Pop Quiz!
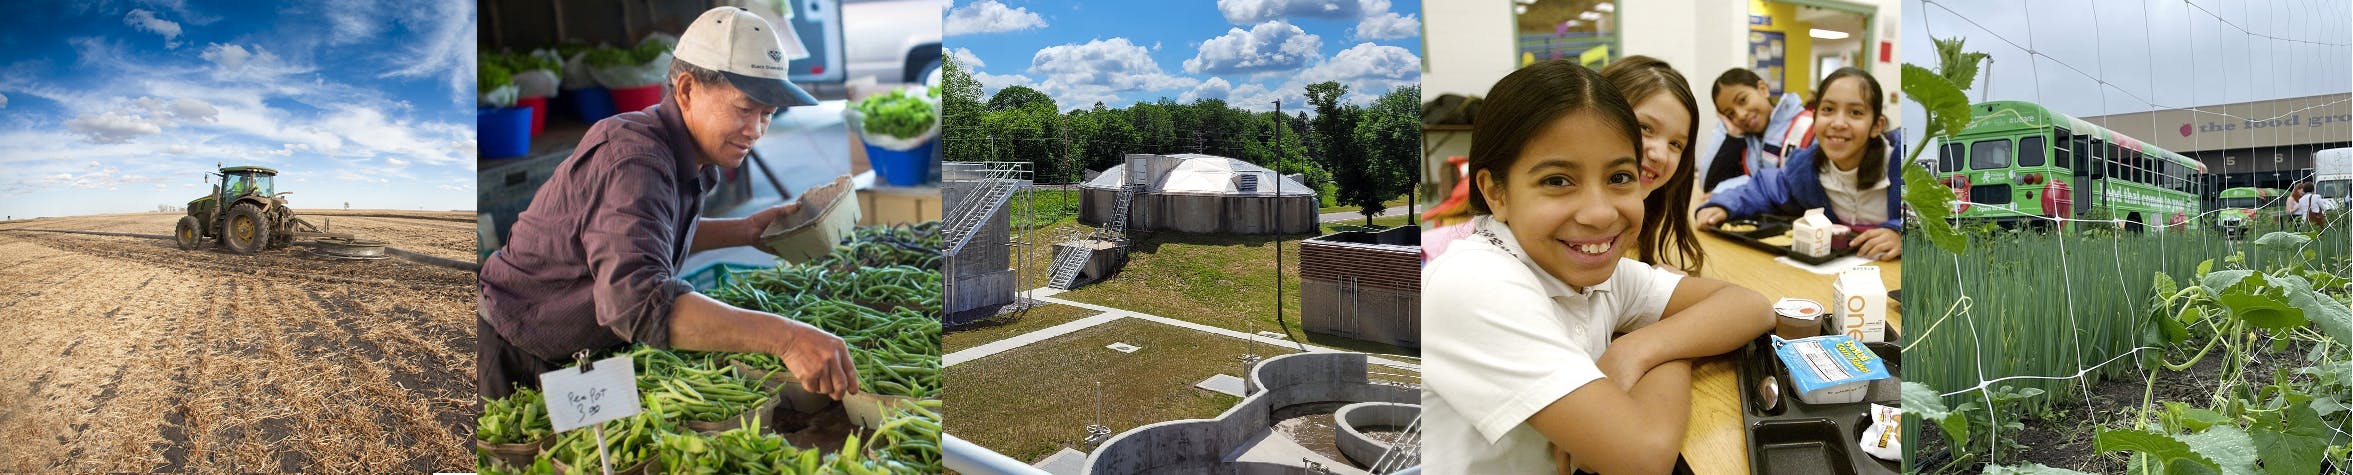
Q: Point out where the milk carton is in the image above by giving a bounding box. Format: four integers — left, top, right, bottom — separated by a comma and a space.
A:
1791, 208, 1835, 258
1833, 266, 1887, 342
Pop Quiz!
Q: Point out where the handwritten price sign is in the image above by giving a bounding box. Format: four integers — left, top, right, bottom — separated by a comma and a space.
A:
538, 356, 643, 433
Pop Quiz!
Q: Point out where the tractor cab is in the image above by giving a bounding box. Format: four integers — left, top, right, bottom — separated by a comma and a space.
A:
216, 166, 278, 200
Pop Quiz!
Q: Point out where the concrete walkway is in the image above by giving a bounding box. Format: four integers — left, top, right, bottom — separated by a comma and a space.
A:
942, 287, 1420, 370
1318, 205, 1409, 224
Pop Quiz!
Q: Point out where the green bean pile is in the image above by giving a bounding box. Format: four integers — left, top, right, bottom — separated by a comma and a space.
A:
861, 399, 943, 473
705, 222, 943, 399
643, 367, 772, 424
545, 412, 660, 474
477, 386, 555, 445
655, 424, 826, 475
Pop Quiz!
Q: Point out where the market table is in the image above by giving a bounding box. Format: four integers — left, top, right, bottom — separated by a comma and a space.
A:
1678, 231, 1905, 475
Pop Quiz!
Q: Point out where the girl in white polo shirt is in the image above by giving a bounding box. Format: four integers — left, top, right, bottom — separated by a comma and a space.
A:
1422, 60, 1776, 474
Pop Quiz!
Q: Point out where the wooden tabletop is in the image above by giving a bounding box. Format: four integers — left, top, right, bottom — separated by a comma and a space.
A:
1678, 232, 1904, 475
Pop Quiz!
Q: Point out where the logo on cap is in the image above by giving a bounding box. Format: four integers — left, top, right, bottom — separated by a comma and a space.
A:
769, 50, 782, 62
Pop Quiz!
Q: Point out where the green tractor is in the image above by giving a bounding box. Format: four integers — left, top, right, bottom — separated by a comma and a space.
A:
174, 165, 388, 259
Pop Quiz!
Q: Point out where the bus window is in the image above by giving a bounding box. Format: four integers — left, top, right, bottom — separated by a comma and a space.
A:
1939, 142, 1965, 173
2019, 136, 2046, 167
1971, 139, 2012, 170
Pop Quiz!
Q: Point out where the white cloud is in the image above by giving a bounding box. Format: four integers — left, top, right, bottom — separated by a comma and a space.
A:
65, 111, 165, 144
386, 157, 408, 167
1353, 11, 1418, 40
199, 43, 311, 81
950, 47, 986, 69
166, 144, 191, 154
1300, 42, 1420, 102
973, 71, 1033, 97
123, 9, 183, 48
373, 0, 475, 105
436, 184, 467, 191
946, 0, 1047, 36
0, 92, 8, 109
1216, 0, 1364, 24
1181, 77, 1235, 102
1184, 21, 1323, 75
168, 97, 219, 123
1028, 38, 1197, 105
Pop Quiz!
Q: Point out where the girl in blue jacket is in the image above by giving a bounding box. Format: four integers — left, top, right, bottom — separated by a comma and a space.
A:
1696, 67, 1904, 261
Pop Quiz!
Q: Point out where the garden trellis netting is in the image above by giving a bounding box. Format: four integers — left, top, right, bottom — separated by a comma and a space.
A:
1902, 0, 2352, 473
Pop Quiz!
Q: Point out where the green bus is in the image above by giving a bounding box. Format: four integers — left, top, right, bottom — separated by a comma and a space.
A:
2212, 187, 2286, 238
1929, 101, 2207, 232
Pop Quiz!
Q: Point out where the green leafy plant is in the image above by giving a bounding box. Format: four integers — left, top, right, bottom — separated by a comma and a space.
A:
852, 89, 940, 141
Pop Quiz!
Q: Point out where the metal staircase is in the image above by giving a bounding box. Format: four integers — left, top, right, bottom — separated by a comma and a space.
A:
940, 162, 1028, 256
1047, 181, 1142, 290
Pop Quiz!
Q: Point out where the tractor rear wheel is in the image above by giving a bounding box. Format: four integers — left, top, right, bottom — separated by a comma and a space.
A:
174, 216, 203, 250
223, 203, 271, 254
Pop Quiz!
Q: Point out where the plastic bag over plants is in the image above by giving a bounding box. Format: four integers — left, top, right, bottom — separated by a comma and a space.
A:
1771, 334, 1890, 405
479, 61, 519, 108
511, 50, 563, 98
845, 87, 940, 151
586, 44, 673, 90
559, 46, 597, 90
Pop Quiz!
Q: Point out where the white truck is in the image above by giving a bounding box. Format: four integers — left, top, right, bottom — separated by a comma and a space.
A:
2318, 147, 2351, 210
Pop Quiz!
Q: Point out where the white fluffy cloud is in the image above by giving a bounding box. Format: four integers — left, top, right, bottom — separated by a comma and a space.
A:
65, 112, 164, 144
950, 47, 986, 69
946, 0, 1047, 36
1183, 21, 1323, 75
1181, 77, 1235, 102
1216, 0, 1364, 23
124, 9, 183, 48
0, 92, 8, 109
1301, 42, 1420, 97
1353, 11, 1418, 40
1028, 38, 1197, 105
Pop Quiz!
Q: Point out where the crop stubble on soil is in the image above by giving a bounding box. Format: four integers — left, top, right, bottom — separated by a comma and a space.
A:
0, 213, 476, 472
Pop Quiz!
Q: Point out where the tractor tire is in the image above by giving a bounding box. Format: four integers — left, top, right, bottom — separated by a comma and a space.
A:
223, 203, 271, 255
174, 216, 203, 250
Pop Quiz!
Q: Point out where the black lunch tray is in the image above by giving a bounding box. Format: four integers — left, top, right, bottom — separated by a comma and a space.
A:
1705, 216, 1858, 266
1734, 324, 1904, 475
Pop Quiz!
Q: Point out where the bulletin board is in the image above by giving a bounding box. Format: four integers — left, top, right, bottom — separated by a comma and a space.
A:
1749, 30, 1786, 96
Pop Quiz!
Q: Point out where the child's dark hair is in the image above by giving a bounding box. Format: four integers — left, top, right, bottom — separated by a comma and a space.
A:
1602, 56, 1704, 275
1810, 67, 1887, 189
1709, 68, 1766, 100
1467, 60, 1642, 216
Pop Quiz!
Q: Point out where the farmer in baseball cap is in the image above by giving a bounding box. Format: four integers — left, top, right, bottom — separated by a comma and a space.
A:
477, 6, 856, 401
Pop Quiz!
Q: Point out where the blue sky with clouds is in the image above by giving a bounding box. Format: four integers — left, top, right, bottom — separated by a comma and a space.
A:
0, 0, 475, 218
944, 0, 1422, 113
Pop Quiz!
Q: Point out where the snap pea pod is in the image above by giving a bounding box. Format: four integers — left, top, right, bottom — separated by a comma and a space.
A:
477, 385, 554, 445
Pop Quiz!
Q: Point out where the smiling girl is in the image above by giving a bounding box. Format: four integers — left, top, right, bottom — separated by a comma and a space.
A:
1695, 67, 1906, 261
1422, 60, 1774, 474
1600, 56, 1704, 275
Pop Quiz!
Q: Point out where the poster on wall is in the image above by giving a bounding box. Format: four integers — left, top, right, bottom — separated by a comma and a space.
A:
1750, 30, 1786, 96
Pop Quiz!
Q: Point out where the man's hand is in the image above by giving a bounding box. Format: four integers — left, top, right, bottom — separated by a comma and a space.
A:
771, 318, 861, 399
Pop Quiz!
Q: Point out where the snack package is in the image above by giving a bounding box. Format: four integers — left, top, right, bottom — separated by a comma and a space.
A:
1772, 335, 1891, 405
1859, 403, 1902, 461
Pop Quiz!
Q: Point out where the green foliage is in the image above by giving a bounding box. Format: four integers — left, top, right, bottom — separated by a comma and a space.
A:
583, 47, 636, 69
1934, 36, 1992, 92
1903, 162, 1968, 253
854, 89, 940, 141
479, 60, 514, 92
985, 85, 1056, 113
1349, 85, 1421, 223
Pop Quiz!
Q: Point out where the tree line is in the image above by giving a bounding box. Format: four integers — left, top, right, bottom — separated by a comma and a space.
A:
939, 55, 1419, 222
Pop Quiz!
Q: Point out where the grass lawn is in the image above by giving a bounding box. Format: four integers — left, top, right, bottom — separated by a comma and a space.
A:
1319, 194, 1413, 214
944, 318, 1299, 463
943, 303, 1102, 354
989, 184, 1418, 357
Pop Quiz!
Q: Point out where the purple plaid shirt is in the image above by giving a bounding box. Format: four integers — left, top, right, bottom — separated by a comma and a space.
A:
478, 96, 712, 362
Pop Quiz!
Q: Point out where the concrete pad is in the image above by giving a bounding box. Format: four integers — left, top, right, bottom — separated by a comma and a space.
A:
1034, 448, 1090, 475
1106, 342, 1140, 353
1195, 374, 1247, 397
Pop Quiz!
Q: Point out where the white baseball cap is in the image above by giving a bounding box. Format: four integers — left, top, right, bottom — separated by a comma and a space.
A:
672, 6, 817, 108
